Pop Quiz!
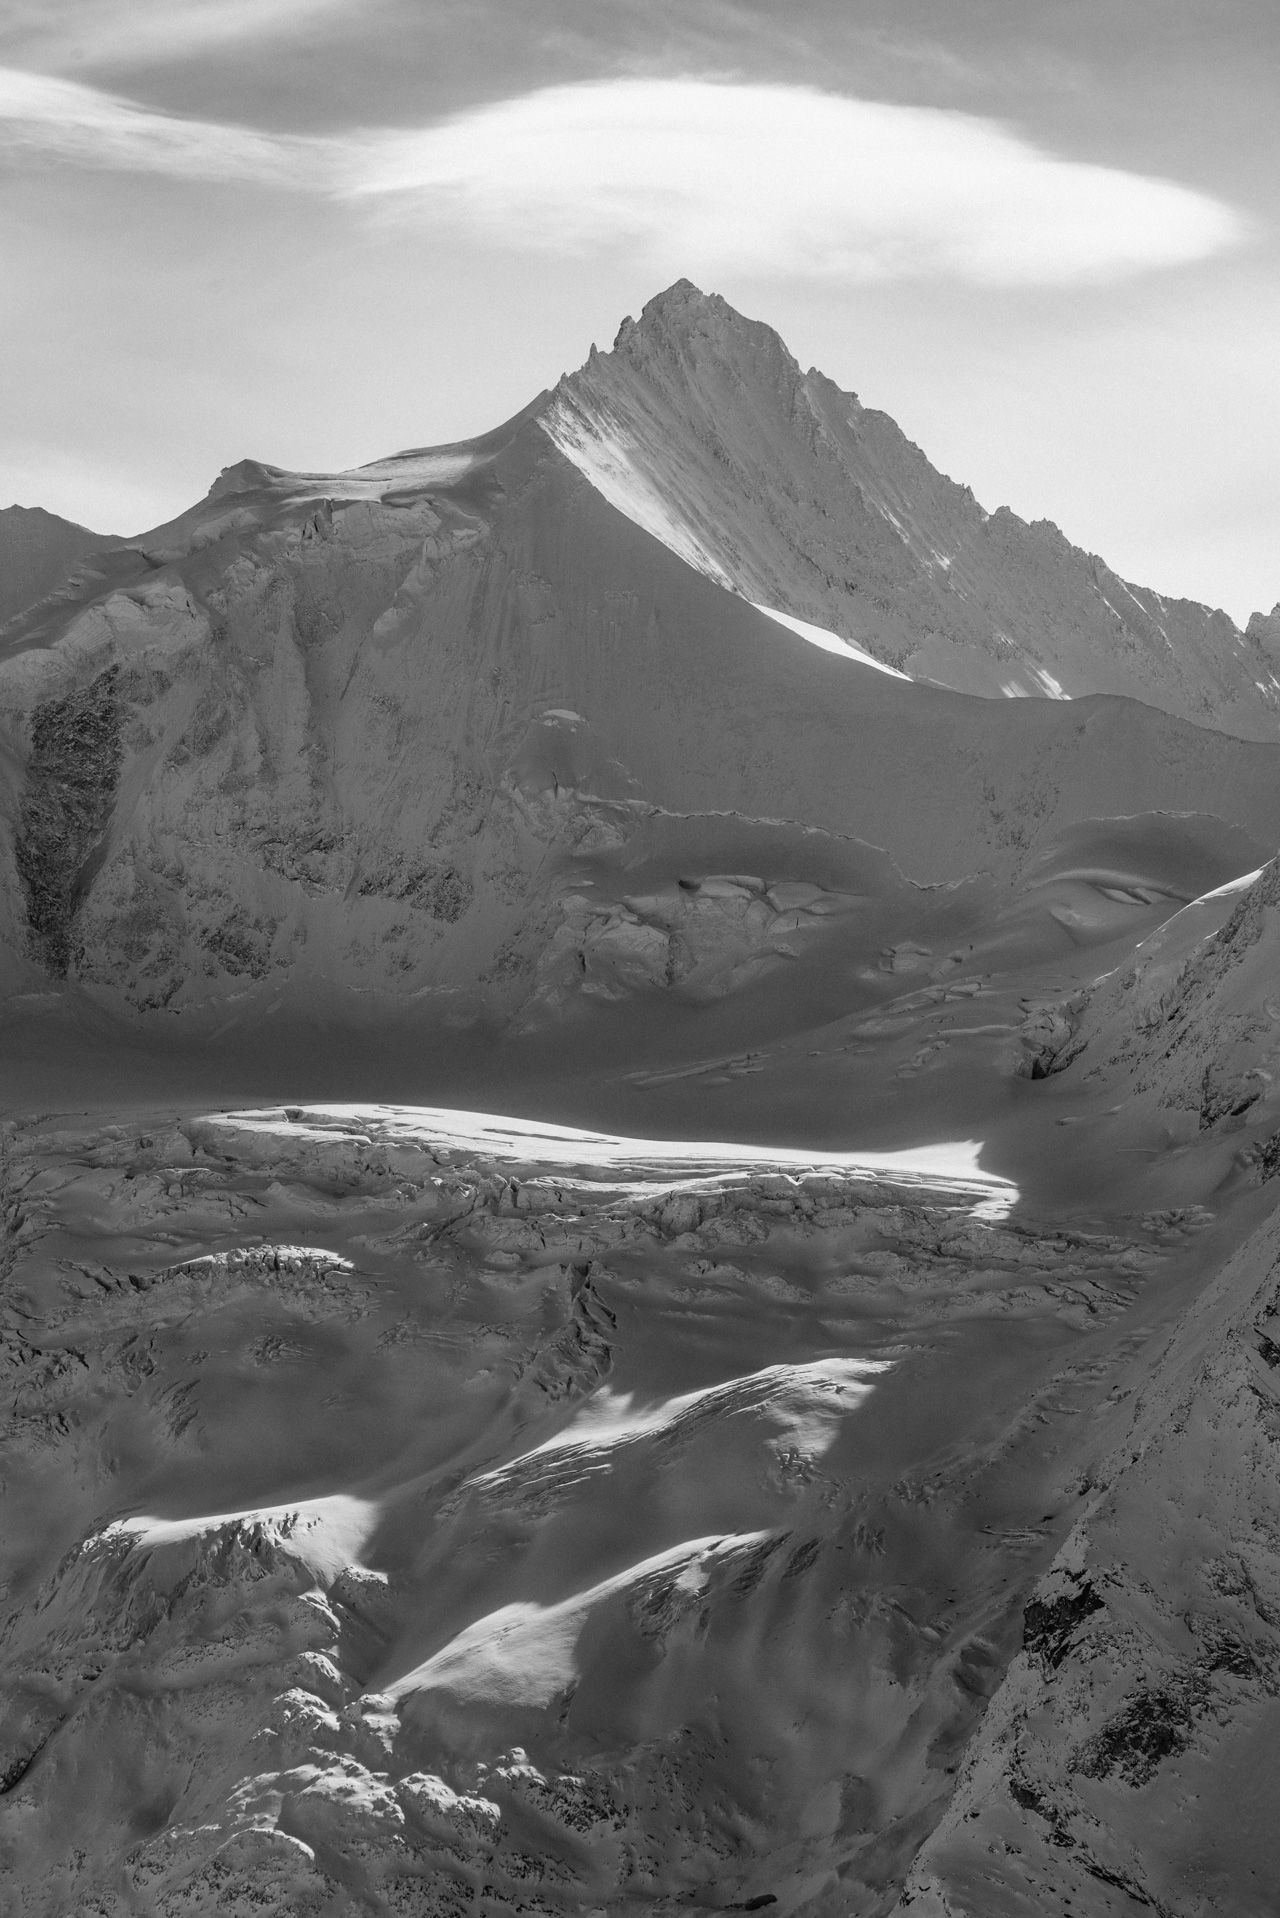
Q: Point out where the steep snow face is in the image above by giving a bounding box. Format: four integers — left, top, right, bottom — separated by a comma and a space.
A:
544, 280, 1280, 736
529, 392, 736, 586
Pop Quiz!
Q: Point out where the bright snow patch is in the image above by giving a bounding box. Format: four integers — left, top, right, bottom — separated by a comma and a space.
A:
107, 1493, 379, 1581
1028, 665, 1071, 700
386, 1532, 772, 1709
750, 604, 911, 679
270, 448, 479, 504
203, 1104, 1018, 1218
474, 1357, 889, 1486
1196, 865, 1268, 902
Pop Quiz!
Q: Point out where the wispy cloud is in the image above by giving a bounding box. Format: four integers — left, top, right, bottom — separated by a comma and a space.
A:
0, 70, 1248, 286
0, 1, 354, 72
0, 66, 323, 181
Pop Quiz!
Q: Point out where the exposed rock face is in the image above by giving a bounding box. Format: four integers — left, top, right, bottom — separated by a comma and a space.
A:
899, 1194, 1280, 1916
1246, 601, 1280, 671
546, 281, 1280, 733
15, 666, 123, 975
0, 503, 116, 626
528, 862, 870, 1018
1058, 854, 1280, 1144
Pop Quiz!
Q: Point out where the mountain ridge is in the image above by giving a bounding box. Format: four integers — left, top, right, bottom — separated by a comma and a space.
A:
8, 281, 1276, 739
3, 388, 1280, 1036
545, 279, 1280, 734
0, 502, 120, 628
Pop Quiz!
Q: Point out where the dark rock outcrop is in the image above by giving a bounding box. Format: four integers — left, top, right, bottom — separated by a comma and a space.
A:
14, 667, 122, 974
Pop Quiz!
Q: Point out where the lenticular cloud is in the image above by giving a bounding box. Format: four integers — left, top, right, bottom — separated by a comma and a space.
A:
347, 78, 1245, 287
0, 67, 1244, 286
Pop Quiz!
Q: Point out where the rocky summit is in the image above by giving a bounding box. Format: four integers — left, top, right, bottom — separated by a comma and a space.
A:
2, 285, 1280, 1918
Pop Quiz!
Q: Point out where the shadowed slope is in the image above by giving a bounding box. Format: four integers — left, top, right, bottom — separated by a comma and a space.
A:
0, 504, 118, 627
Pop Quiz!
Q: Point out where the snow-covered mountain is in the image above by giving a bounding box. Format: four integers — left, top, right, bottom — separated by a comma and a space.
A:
548, 281, 1280, 732
2, 307, 1280, 1032
3, 285, 1280, 1918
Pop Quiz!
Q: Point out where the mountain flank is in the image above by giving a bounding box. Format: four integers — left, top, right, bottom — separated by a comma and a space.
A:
0, 503, 118, 627
2, 381, 1280, 1031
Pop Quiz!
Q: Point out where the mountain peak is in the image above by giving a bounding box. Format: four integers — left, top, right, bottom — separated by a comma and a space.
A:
1, 501, 103, 537
1246, 602, 1280, 666
544, 284, 1280, 737
610, 279, 803, 385
642, 275, 706, 309
613, 277, 713, 342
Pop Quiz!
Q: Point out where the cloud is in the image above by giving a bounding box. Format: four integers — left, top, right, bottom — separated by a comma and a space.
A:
0, 65, 322, 181
0, 69, 1247, 286
0, 1, 354, 72
345, 79, 1248, 287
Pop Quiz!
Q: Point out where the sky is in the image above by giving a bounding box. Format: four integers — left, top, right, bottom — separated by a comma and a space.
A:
1, 0, 1277, 621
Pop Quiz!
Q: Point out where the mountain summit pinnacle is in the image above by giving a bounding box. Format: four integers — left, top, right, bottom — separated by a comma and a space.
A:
610, 279, 805, 387
615, 277, 718, 340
